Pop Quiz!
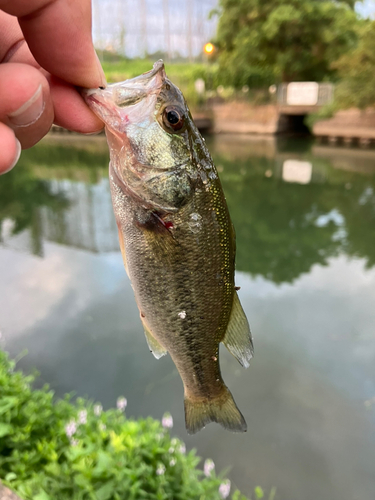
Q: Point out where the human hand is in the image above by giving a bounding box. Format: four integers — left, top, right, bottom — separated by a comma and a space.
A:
0, 0, 106, 175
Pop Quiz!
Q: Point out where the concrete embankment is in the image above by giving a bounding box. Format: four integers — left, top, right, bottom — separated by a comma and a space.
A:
50, 102, 375, 141
313, 108, 375, 145
211, 102, 375, 141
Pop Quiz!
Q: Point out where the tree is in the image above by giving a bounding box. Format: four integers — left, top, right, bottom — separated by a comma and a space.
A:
214, 0, 361, 86
333, 21, 375, 109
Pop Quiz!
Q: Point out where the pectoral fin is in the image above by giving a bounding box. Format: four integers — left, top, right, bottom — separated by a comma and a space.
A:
223, 292, 254, 368
140, 315, 167, 359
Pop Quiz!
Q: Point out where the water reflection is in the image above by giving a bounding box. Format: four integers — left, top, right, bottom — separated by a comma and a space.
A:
3, 135, 375, 285
1, 135, 375, 500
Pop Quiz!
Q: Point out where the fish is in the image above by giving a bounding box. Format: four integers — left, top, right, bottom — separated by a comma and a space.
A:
83, 60, 254, 434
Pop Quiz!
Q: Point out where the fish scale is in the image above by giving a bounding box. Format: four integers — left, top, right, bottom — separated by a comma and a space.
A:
84, 60, 254, 434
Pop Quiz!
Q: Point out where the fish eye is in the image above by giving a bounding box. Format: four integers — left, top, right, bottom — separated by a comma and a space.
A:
162, 105, 185, 132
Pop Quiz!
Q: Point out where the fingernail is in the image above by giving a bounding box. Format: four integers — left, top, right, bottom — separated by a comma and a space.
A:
1, 138, 21, 175
8, 85, 45, 127
95, 52, 107, 88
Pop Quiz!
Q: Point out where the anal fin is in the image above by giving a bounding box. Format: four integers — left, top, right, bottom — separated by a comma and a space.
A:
140, 315, 167, 359
223, 291, 254, 368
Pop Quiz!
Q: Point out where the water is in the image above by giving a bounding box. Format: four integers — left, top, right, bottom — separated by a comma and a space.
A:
1, 134, 375, 500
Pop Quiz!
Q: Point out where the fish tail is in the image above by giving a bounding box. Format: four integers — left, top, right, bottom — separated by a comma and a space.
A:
184, 387, 247, 435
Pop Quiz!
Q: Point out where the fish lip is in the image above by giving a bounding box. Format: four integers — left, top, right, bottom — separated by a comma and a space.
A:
82, 59, 166, 115
122, 59, 166, 87
82, 59, 166, 99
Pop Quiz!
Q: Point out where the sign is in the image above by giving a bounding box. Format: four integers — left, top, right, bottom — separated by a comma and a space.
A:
286, 82, 319, 106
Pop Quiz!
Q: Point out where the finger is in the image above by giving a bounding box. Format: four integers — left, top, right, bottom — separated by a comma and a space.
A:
0, 12, 103, 134
0, 10, 38, 67
0, 0, 106, 89
0, 62, 54, 149
48, 75, 104, 133
0, 123, 21, 175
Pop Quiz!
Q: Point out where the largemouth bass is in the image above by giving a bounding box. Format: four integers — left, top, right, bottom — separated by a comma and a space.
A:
83, 61, 253, 434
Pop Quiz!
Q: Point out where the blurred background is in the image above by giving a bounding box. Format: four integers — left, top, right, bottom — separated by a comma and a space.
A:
2, 1, 375, 500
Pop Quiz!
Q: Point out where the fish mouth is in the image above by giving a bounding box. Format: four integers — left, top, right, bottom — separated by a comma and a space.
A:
82, 60, 166, 118
81, 60, 167, 132
122, 59, 166, 87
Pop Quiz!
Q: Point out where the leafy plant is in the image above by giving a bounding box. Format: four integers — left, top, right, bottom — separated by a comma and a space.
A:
213, 0, 360, 84
0, 350, 258, 499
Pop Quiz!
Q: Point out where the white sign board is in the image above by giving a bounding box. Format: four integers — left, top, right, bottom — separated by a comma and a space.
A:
286, 82, 319, 106
283, 160, 312, 184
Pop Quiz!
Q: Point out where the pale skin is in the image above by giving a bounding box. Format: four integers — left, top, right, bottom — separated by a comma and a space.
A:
0, 0, 106, 175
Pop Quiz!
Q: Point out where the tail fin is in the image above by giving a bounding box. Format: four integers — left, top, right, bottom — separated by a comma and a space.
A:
184, 387, 247, 435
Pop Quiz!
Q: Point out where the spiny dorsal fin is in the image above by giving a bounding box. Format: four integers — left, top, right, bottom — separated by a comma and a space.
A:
140, 315, 167, 359
223, 291, 254, 368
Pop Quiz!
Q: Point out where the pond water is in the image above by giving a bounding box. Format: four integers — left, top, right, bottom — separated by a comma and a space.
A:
1, 134, 375, 500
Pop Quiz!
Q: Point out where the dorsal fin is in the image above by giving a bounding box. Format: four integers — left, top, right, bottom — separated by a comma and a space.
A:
223, 292, 253, 368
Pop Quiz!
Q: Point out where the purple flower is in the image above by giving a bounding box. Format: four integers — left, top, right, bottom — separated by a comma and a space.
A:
162, 412, 173, 429
70, 438, 79, 446
65, 420, 77, 438
94, 404, 102, 416
204, 458, 215, 477
78, 410, 87, 425
178, 443, 186, 454
117, 397, 127, 411
219, 480, 231, 499
156, 464, 166, 476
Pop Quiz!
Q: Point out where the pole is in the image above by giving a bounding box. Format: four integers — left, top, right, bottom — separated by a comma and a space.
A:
186, 0, 193, 62
163, 0, 172, 61
140, 0, 147, 58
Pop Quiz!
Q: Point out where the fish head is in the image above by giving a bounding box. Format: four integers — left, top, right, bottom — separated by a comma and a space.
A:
83, 60, 192, 170
83, 60, 202, 210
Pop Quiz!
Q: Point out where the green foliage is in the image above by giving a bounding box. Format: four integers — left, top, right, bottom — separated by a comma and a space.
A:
333, 20, 375, 109
214, 0, 360, 84
0, 350, 250, 500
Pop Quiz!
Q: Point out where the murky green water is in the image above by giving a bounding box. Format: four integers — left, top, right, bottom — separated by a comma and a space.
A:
1, 134, 375, 500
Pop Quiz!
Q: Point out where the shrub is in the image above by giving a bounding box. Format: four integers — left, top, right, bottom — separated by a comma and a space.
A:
0, 350, 250, 500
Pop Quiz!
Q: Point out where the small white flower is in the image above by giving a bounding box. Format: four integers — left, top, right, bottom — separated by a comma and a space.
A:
156, 464, 166, 476
65, 420, 77, 438
204, 458, 215, 477
178, 311, 186, 319
168, 447, 174, 454
169, 459, 176, 466
70, 438, 79, 446
94, 404, 102, 416
178, 443, 186, 454
99, 423, 106, 431
219, 480, 231, 499
78, 410, 87, 425
117, 397, 127, 411
162, 412, 173, 429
